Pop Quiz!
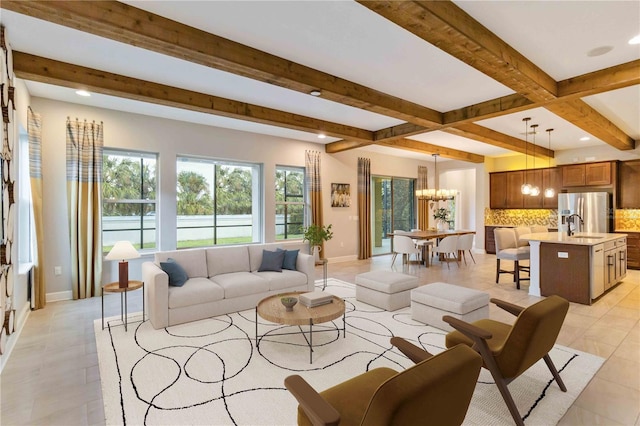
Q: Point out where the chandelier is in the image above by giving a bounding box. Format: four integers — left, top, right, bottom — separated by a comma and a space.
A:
415, 154, 455, 201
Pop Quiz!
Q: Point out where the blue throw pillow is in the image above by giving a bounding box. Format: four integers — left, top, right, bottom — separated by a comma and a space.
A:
281, 249, 299, 270
160, 258, 188, 287
258, 249, 285, 272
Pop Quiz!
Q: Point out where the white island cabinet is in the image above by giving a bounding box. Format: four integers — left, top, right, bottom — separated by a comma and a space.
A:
521, 232, 627, 305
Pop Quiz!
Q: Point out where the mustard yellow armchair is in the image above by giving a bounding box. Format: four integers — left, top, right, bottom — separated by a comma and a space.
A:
443, 295, 570, 426
284, 341, 482, 426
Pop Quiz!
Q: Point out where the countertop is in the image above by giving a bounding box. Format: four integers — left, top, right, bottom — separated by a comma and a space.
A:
520, 232, 627, 246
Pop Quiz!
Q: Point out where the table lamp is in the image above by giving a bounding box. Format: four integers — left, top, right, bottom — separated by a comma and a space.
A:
105, 241, 140, 288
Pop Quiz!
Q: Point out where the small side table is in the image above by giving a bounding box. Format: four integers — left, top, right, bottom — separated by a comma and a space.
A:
316, 258, 328, 290
102, 280, 145, 332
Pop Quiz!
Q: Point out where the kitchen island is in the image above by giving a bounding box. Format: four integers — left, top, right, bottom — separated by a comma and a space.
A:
521, 232, 627, 304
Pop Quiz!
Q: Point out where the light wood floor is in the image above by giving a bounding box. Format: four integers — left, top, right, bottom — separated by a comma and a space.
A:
1, 251, 638, 425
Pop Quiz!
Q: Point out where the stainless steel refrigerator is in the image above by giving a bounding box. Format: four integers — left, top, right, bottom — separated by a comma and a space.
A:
558, 192, 611, 234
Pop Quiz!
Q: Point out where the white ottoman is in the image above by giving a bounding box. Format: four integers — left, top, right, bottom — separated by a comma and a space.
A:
411, 282, 489, 331
355, 271, 419, 311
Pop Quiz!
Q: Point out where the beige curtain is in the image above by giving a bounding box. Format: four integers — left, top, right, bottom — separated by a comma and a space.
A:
417, 166, 429, 230
358, 157, 371, 259
66, 118, 103, 299
305, 150, 324, 253
27, 108, 46, 309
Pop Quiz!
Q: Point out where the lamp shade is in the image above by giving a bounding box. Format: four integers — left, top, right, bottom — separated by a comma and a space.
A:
105, 241, 140, 261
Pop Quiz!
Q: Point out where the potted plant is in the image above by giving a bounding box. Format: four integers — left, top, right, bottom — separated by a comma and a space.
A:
303, 224, 333, 260
433, 208, 450, 231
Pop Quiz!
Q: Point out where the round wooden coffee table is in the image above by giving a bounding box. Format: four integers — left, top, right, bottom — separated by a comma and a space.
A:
255, 291, 346, 363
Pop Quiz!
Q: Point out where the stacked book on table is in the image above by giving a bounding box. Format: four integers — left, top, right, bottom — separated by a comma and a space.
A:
299, 291, 333, 308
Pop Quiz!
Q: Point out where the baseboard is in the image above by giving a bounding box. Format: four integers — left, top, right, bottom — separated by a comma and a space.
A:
47, 290, 73, 303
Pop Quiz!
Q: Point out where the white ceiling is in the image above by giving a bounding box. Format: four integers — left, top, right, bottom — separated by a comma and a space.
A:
1, 1, 639, 161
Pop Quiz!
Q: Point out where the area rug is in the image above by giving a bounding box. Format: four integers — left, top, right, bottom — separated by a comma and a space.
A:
95, 278, 604, 425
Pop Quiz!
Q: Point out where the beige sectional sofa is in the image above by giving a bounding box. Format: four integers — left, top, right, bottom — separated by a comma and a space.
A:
143, 242, 314, 329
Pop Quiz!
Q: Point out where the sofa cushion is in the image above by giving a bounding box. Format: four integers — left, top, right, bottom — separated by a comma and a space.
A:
206, 246, 250, 277
160, 258, 189, 287
155, 249, 208, 278
168, 277, 224, 309
258, 249, 285, 272
279, 249, 299, 271
254, 270, 308, 291
211, 272, 269, 298
248, 243, 280, 271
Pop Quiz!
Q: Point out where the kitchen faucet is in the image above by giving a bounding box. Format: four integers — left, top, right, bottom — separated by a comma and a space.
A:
565, 214, 584, 236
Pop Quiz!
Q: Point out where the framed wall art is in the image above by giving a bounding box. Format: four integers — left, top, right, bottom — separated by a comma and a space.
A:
331, 183, 350, 207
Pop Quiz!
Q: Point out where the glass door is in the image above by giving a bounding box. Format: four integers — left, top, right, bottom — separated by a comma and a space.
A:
371, 176, 415, 256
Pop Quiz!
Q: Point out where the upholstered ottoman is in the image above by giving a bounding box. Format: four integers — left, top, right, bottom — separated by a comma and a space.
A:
411, 282, 489, 331
355, 271, 419, 311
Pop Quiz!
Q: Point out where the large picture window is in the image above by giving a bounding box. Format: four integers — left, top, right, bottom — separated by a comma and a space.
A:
177, 156, 261, 248
102, 150, 157, 252
275, 166, 305, 240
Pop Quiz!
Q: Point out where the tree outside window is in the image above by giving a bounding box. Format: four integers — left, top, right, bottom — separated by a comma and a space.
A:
176, 157, 261, 248
102, 150, 157, 252
275, 166, 305, 240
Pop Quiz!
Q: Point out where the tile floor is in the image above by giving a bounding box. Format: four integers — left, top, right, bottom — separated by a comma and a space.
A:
1, 251, 638, 425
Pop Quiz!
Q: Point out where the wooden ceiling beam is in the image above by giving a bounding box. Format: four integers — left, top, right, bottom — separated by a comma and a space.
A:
359, 0, 635, 151
13, 52, 374, 143
0, 0, 443, 128
557, 59, 640, 98
379, 139, 485, 163
444, 123, 553, 159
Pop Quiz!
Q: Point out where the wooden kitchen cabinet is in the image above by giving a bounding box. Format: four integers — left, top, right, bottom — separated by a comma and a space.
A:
523, 169, 543, 208
506, 171, 524, 208
618, 160, 640, 208
562, 161, 613, 187
490, 172, 508, 209
542, 167, 561, 209
540, 243, 591, 304
485, 226, 500, 254
623, 232, 639, 269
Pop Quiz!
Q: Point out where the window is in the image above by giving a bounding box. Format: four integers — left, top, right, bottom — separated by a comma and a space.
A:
275, 166, 305, 240
176, 156, 261, 248
102, 150, 157, 252
18, 128, 35, 264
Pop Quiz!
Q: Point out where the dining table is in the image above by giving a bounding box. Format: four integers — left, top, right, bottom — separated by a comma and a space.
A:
388, 229, 476, 267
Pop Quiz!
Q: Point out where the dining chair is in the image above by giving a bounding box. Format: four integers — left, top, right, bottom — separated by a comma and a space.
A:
432, 235, 459, 269
411, 228, 433, 264
456, 233, 475, 265
392, 235, 421, 266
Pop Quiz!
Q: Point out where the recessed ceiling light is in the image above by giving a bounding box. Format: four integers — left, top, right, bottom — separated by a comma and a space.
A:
309, 90, 322, 97
630, 35, 640, 45
580, 136, 590, 141
75, 90, 91, 97
317, 134, 326, 139
587, 46, 613, 57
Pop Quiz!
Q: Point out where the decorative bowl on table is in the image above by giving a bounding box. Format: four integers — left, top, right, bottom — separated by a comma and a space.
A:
280, 297, 298, 312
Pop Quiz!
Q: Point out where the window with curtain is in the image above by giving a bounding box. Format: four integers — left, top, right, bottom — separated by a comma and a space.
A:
275, 166, 305, 240
176, 156, 262, 248
18, 128, 35, 264
102, 150, 157, 252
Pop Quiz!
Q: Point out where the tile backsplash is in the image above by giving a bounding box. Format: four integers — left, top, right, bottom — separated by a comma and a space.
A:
615, 209, 640, 232
485, 209, 558, 228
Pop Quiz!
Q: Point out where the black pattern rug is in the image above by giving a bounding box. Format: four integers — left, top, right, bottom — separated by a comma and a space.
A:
95, 279, 603, 425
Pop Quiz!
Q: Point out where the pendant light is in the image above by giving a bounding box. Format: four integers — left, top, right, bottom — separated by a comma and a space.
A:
544, 128, 555, 198
415, 154, 455, 201
529, 124, 540, 196
521, 117, 532, 195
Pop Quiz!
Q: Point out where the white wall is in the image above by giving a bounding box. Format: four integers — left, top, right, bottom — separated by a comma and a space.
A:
29, 97, 446, 299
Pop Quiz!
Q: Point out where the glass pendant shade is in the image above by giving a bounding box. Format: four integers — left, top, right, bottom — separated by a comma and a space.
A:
521, 183, 532, 195
530, 186, 540, 196
544, 187, 555, 198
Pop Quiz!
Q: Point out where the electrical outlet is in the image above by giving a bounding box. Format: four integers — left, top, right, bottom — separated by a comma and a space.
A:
54, 266, 62, 276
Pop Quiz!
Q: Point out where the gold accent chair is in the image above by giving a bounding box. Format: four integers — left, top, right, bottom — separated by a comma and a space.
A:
284, 341, 482, 426
443, 295, 570, 426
